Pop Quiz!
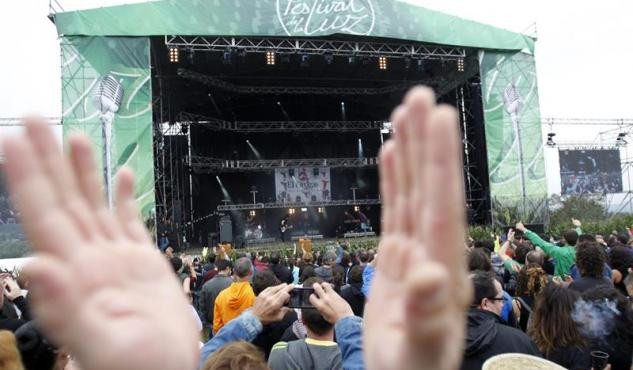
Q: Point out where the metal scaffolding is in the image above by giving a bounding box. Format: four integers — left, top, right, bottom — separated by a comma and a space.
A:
178, 68, 442, 95
165, 36, 466, 60
217, 198, 381, 211
178, 112, 384, 132
189, 156, 378, 173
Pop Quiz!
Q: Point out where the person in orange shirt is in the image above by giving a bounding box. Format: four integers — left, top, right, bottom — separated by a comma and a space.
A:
213, 257, 255, 333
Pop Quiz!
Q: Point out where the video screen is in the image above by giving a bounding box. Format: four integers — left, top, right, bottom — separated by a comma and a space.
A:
559, 150, 622, 195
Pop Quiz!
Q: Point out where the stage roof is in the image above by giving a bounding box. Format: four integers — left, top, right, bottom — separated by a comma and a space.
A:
52, 0, 535, 52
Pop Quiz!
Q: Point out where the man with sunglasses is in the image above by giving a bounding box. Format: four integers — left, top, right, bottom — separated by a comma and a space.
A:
461, 271, 540, 370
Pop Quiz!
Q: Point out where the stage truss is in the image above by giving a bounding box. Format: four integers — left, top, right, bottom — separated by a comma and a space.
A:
165, 36, 466, 60
189, 156, 378, 173
217, 198, 381, 212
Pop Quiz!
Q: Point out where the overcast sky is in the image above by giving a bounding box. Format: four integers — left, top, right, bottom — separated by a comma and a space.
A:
1, 0, 632, 197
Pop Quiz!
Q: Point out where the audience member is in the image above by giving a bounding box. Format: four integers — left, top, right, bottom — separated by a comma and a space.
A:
199, 260, 233, 328
213, 257, 255, 333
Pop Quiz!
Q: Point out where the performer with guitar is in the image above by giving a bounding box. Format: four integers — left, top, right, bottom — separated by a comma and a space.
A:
279, 215, 293, 242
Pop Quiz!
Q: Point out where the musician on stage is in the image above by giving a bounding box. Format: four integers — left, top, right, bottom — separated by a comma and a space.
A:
279, 215, 291, 242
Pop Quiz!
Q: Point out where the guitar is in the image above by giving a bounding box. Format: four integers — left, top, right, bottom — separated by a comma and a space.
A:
280, 224, 293, 233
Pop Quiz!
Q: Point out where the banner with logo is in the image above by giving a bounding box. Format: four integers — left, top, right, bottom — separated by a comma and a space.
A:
479, 50, 547, 224
275, 167, 331, 203
54, 0, 533, 52
61, 36, 155, 221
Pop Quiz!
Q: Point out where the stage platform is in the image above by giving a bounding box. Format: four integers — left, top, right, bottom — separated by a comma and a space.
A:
184, 235, 379, 257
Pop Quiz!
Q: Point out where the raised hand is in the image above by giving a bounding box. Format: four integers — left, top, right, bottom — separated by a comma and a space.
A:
515, 222, 527, 232
2, 119, 198, 370
364, 87, 472, 370
572, 218, 582, 227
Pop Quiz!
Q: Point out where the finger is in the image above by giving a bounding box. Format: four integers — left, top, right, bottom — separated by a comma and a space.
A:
391, 106, 411, 234
69, 135, 121, 240
312, 282, 326, 299
2, 134, 82, 258
272, 284, 294, 304
263, 283, 289, 297
403, 87, 435, 238
115, 168, 151, 244
376, 236, 412, 281
320, 282, 335, 295
25, 119, 98, 239
379, 141, 397, 234
23, 257, 79, 345
422, 105, 465, 269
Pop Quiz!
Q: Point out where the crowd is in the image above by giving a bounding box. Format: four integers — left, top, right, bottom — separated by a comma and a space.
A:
1, 88, 632, 370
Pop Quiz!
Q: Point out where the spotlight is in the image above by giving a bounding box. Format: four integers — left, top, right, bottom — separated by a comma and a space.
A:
347, 56, 356, 65
341, 101, 346, 121
457, 58, 465, 72
617, 132, 628, 146
354, 205, 360, 212
378, 56, 387, 70
318, 207, 324, 213
301, 208, 308, 212
249, 210, 256, 217
300, 54, 310, 67
223, 49, 233, 65
416, 59, 424, 72
288, 208, 296, 215
324, 53, 334, 65
266, 51, 276, 66
546, 132, 556, 147
169, 47, 179, 63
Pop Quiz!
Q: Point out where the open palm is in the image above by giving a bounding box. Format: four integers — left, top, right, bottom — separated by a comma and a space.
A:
3, 120, 198, 370
364, 88, 472, 370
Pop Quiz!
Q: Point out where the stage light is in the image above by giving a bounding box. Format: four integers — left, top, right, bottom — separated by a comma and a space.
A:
288, 208, 296, 215
246, 139, 262, 159
358, 138, 364, 158
341, 101, 346, 121
347, 56, 356, 65
379, 56, 387, 70
301, 208, 308, 212
617, 132, 628, 146
324, 53, 334, 65
457, 58, 465, 72
187, 48, 195, 64
300, 54, 310, 67
354, 205, 360, 212
417, 59, 424, 72
249, 210, 256, 217
381, 121, 393, 134
169, 47, 179, 63
223, 49, 233, 65
318, 207, 324, 213
404, 57, 411, 69
266, 51, 276, 66
546, 132, 556, 147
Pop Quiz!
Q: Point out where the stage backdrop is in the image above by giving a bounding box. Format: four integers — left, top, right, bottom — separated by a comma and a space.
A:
559, 149, 622, 195
275, 167, 331, 203
479, 50, 548, 224
61, 36, 155, 220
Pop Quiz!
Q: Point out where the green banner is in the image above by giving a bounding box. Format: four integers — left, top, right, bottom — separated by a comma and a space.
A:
53, 0, 533, 52
479, 50, 547, 224
61, 36, 155, 221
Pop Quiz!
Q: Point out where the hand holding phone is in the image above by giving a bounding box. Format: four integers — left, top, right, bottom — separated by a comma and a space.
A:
287, 287, 315, 309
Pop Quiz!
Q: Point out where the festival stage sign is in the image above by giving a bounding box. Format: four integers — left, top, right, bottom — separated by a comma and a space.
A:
61, 36, 155, 220
559, 150, 622, 195
53, 0, 534, 53
479, 51, 548, 224
275, 167, 331, 203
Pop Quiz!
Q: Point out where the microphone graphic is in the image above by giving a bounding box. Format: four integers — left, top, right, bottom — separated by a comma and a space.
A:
503, 81, 527, 211
92, 74, 124, 208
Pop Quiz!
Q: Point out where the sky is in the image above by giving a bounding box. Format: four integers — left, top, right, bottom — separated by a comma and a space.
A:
0, 0, 632, 198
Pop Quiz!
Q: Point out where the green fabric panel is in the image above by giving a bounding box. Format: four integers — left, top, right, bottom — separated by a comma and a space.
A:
53, 0, 533, 52
479, 50, 547, 222
61, 36, 156, 219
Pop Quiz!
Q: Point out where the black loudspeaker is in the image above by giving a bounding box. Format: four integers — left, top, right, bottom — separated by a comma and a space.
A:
219, 216, 233, 243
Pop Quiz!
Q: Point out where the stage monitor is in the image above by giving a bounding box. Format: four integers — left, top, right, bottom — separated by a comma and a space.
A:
275, 167, 331, 203
559, 149, 622, 195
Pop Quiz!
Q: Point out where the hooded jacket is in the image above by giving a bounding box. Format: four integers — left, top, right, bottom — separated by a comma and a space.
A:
461, 309, 540, 370
213, 281, 255, 333
268, 339, 342, 370
340, 283, 365, 317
